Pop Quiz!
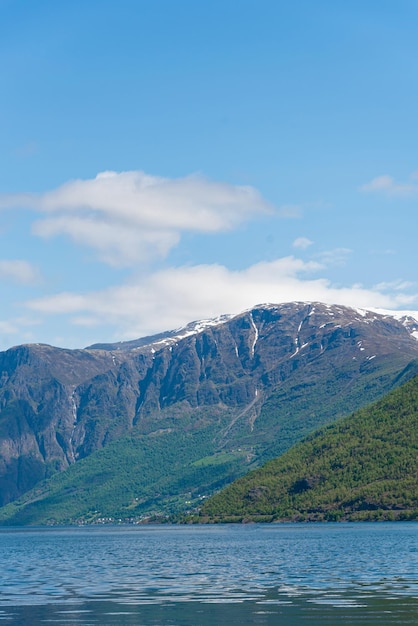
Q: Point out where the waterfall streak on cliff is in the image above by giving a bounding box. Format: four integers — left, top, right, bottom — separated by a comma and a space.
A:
249, 313, 259, 358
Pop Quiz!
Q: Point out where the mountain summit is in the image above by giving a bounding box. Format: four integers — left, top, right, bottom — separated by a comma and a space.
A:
1, 302, 418, 522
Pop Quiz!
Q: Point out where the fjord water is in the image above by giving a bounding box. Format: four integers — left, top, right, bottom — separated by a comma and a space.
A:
0, 524, 417, 625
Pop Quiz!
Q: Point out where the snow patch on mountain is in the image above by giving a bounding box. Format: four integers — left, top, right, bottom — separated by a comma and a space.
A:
88, 302, 418, 353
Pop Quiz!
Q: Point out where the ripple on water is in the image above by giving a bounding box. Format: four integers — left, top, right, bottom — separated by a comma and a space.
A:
0, 523, 417, 624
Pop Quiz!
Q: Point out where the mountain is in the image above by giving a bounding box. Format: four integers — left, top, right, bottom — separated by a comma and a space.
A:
197, 374, 418, 522
1, 301, 418, 523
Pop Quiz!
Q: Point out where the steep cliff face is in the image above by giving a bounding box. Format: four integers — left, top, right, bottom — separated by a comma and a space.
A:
1, 302, 418, 507
0, 345, 123, 504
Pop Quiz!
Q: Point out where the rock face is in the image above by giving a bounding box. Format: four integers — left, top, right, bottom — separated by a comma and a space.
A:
1, 302, 418, 507
199, 373, 418, 523
0, 345, 122, 504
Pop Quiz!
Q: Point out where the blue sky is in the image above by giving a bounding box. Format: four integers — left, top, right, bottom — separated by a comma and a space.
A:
1, 0, 418, 349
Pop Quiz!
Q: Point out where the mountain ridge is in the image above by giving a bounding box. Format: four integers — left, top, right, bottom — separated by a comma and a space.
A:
1, 301, 418, 522
197, 373, 418, 523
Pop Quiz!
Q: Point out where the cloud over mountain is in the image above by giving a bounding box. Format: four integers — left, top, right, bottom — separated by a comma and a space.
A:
1, 171, 274, 266
27, 258, 415, 341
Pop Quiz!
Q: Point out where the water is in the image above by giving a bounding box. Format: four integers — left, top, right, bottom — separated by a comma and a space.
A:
0, 523, 416, 625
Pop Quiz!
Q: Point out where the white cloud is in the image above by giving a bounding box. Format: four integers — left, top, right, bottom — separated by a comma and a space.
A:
0, 260, 40, 284
0, 171, 275, 267
293, 237, 313, 249
0, 320, 19, 335
0, 316, 41, 350
32, 215, 180, 266
315, 248, 352, 267
373, 279, 414, 292
360, 173, 418, 196
278, 204, 302, 218
26, 257, 417, 342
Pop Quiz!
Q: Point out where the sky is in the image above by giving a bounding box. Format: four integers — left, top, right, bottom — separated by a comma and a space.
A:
1, 0, 418, 350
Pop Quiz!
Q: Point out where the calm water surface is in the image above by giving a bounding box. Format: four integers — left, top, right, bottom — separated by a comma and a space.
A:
0, 523, 416, 625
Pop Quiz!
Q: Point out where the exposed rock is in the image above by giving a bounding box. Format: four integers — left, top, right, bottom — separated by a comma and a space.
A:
1, 302, 418, 506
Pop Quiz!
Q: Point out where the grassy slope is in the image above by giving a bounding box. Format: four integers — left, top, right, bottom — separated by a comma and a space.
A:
240, 353, 417, 463
198, 375, 418, 522
1, 358, 417, 526
0, 418, 246, 525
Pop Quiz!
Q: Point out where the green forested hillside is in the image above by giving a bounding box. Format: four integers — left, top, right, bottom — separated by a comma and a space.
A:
0, 408, 251, 525
197, 375, 418, 522
2, 303, 418, 525
2, 365, 418, 526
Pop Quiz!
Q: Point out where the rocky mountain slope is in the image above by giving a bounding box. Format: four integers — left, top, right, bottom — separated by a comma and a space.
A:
198, 373, 418, 522
1, 301, 418, 517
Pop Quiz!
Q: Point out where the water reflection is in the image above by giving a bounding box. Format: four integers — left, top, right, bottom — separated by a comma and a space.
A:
2, 596, 418, 626
0, 523, 417, 625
